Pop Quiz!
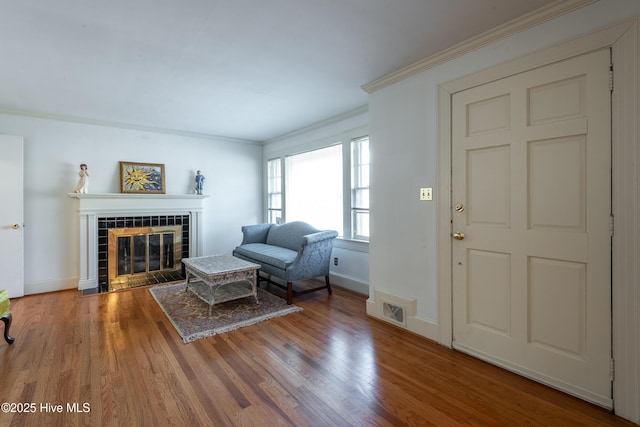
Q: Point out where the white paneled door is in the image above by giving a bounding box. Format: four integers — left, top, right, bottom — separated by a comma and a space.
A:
451, 49, 611, 407
0, 135, 24, 297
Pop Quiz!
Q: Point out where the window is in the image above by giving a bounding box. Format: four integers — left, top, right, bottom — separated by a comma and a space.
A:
267, 158, 282, 224
265, 130, 369, 242
351, 136, 370, 240
285, 145, 343, 233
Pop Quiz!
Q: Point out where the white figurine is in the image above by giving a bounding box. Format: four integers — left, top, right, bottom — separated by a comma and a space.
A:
73, 163, 90, 193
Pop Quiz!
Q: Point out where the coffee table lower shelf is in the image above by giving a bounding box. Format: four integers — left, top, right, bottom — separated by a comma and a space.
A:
186, 279, 259, 316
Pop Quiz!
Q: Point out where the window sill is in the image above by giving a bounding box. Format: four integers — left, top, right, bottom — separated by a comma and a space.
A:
334, 238, 369, 253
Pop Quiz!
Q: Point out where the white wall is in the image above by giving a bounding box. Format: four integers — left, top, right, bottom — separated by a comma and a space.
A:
263, 109, 370, 294
368, 0, 640, 420
0, 113, 263, 294
369, 0, 640, 323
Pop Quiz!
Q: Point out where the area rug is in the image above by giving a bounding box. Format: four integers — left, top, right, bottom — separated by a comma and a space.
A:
149, 282, 302, 343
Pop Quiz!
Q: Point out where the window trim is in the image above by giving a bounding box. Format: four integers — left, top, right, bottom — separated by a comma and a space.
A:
350, 135, 370, 241
263, 125, 369, 244
266, 158, 283, 224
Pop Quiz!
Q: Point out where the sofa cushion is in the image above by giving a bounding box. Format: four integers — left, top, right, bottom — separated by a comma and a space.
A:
233, 243, 298, 270
265, 221, 319, 251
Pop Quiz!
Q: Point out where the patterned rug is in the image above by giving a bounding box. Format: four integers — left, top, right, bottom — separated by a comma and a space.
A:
149, 282, 302, 343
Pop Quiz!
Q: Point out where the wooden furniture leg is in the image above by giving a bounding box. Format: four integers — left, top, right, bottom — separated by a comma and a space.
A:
287, 282, 293, 305
260, 274, 333, 305
1, 312, 15, 345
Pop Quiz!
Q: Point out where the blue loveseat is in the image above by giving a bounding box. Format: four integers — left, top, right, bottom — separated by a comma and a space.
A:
232, 221, 338, 304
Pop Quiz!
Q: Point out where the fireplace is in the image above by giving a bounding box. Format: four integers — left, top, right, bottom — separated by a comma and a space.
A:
69, 193, 207, 293
109, 226, 181, 279
99, 217, 189, 292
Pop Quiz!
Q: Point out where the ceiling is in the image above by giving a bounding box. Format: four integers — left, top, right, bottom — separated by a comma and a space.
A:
1, 0, 559, 142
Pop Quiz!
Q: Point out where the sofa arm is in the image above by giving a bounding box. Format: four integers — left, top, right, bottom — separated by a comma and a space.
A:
240, 223, 273, 244
301, 230, 339, 247
286, 231, 338, 281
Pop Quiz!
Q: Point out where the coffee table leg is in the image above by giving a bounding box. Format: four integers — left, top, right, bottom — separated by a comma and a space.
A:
208, 285, 214, 317
252, 270, 259, 304
184, 271, 191, 293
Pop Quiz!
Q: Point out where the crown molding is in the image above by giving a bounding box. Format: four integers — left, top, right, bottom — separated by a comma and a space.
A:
264, 105, 368, 145
0, 108, 262, 146
362, 0, 598, 94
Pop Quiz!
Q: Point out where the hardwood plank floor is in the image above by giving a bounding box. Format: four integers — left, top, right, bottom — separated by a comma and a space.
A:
0, 282, 634, 426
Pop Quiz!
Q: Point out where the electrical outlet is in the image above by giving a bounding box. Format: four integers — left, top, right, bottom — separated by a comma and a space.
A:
420, 187, 433, 201
334, 257, 339, 266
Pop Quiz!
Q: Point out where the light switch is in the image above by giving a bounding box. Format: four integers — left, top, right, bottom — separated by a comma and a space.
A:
420, 187, 433, 201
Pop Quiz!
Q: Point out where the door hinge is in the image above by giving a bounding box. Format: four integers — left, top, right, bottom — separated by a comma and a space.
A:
610, 358, 615, 381
609, 65, 614, 92
609, 214, 614, 237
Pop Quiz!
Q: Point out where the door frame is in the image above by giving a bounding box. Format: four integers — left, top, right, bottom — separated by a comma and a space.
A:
437, 18, 639, 419
0, 135, 25, 298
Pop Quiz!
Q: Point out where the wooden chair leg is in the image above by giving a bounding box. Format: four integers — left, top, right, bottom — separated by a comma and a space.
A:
325, 275, 332, 295
1, 312, 15, 345
286, 282, 293, 305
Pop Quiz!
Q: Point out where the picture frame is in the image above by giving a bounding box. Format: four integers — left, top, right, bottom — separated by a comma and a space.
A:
119, 161, 166, 194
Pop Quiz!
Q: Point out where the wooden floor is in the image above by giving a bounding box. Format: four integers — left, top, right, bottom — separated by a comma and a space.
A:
0, 282, 634, 426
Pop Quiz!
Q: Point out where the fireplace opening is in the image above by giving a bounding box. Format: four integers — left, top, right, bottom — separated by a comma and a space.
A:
98, 215, 189, 292
109, 225, 182, 286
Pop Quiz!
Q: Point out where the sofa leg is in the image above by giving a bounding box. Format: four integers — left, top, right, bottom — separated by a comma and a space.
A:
1, 312, 15, 345
325, 275, 332, 295
286, 282, 293, 305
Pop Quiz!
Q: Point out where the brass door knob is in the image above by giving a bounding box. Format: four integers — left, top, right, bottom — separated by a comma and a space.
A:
453, 232, 465, 240
11, 224, 21, 229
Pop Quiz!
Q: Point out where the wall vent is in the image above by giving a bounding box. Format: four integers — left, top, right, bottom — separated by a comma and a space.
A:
382, 301, 406, 326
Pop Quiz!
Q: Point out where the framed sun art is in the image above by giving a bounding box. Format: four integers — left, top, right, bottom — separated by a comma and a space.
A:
119, 161, 166, 194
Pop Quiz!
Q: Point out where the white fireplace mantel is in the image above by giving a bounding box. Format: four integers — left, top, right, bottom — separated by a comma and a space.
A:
69, 193, 208, 290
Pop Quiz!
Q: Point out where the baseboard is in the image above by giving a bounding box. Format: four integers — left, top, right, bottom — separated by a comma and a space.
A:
329, 273, 369, 295
25, 277, 78, 295
257, 272, 368, 296
366, 288, 440, 341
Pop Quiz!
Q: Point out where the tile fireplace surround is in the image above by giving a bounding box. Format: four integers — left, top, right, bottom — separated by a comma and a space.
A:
69, 193, 207, 292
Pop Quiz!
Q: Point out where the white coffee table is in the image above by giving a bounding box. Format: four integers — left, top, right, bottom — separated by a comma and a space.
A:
182, 255, 261, 316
